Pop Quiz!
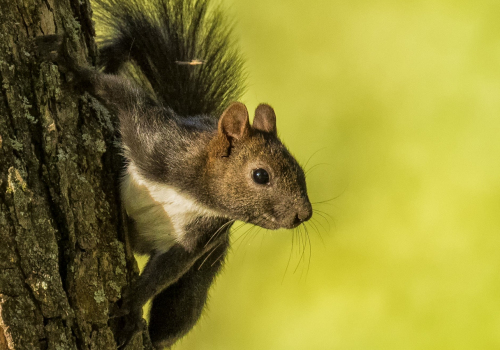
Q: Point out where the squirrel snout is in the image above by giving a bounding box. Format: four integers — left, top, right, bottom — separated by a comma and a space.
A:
292, 201, 313, 226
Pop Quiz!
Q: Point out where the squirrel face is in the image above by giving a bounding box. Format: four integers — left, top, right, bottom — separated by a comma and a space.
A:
207, 103, 312, 229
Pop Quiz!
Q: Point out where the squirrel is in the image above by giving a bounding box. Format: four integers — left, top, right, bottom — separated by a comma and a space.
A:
38, 0, 312, 348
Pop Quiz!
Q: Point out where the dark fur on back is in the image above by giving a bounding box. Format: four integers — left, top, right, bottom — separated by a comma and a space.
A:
93, 0, 245, 116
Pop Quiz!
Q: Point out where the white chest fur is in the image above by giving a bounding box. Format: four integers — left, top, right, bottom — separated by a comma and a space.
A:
120, 163, 221, 253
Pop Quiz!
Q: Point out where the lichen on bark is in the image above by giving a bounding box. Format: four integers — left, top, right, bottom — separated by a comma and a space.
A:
0, 0, 150, 349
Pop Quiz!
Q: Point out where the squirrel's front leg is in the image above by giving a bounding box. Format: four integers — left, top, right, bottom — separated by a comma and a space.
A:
114, 241, 221, 347
113, 245, 197, 346
122, 245, 200, 312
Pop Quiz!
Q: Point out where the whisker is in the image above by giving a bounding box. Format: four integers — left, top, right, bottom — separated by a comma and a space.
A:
294, 225, 307, 274
304, 224, 312, 279
311, 197, 339, 205
205, 219, 235, 248
311, 214, 329, 233
293, 226, 302, 275
249, 224, 263, 245
313, 208, 334, 221
230, 221, 247, 236
308, 219, 325, 247
304, 162, 331, 176
210, 247, 228, 267
282, 227, 296, 283
198, 242, 222, 270
312, 210, 332, 231
311, 184, 347, 205
233, 223, 257, 252
307, 219, 320, 235
236, 217, 269, 260
231, 224, 250, 244
303, 147, 327, 171
259, 227, 267, 247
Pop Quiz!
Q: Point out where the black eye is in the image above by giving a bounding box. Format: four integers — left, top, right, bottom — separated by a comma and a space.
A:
252, 168, 270, 185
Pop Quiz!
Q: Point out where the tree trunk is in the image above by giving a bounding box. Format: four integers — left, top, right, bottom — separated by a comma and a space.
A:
0, 0, 151, 349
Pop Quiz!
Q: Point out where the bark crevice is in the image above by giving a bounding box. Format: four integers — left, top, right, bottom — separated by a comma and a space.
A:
0, 0, 151, 349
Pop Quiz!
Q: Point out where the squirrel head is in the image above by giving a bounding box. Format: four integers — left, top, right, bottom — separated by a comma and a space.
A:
206, 102, 312, 229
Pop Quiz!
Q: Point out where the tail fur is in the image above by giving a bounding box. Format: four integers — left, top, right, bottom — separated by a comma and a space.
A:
93, 0, 245, 116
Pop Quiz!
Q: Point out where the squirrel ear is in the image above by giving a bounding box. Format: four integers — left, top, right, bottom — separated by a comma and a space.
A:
218, 102, 250, 140
253, 104, 277, 136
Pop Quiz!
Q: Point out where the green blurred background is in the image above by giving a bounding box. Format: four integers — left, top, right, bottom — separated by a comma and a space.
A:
168, 0, 500, 348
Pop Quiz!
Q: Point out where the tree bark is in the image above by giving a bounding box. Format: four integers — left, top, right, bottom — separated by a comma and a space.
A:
0, 0, 151, 349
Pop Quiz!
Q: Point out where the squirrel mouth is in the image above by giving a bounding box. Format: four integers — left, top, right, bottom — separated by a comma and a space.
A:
250, 213, 279, 230
256, 213, 295, 230
262, 213, 277, 223
257, 212, 309, 230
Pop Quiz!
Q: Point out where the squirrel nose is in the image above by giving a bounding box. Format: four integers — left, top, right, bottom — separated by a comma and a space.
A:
293, 201, 313, 226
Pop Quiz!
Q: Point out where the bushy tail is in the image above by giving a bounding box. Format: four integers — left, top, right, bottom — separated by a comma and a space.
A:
93, 0, 245, 116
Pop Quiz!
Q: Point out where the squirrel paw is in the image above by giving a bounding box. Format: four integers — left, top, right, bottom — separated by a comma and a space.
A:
112, 290, 145, 347
115, 309, 145, 348
110, 286, 136, 318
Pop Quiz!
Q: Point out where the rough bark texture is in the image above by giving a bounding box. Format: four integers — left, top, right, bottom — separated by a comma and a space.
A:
0, 0, 152, 349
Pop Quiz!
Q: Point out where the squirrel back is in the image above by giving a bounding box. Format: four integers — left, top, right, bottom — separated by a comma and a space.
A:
93, 0, 245, 116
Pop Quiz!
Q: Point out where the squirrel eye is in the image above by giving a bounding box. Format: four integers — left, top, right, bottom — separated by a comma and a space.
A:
252, 168, 270, 185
